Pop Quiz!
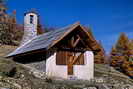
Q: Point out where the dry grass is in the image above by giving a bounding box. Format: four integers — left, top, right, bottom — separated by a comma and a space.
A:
0, 45, 17, 57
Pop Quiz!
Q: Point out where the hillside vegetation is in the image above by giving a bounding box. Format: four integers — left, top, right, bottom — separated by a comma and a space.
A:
110, 33, 133, 77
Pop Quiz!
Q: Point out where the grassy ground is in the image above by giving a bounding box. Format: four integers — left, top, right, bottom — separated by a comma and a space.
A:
95, 64, 133, 84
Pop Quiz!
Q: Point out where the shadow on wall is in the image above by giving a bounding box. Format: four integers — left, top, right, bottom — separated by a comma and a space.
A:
13, 50, 55, 64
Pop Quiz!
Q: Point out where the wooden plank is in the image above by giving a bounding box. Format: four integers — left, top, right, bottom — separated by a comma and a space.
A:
56, 51, 67, 65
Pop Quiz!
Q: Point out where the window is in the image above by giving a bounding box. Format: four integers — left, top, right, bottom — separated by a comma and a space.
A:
30, 15, 34, 24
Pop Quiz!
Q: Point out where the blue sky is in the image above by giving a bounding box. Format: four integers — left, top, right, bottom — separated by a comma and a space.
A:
7, 0, 133, 53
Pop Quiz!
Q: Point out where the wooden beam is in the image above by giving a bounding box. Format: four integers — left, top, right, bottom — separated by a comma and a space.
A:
73, 35, 80, 47
70, 35, 81, 48
67, 54, 74, 75
58, 46, 88, 52
72, 53, 83, 65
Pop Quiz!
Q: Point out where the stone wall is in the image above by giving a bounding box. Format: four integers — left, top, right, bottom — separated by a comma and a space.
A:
25, 59, 46, 72
21, 12, 38, 45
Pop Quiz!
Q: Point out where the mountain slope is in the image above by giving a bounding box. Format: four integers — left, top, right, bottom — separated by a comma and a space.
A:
0, 45, 132, 89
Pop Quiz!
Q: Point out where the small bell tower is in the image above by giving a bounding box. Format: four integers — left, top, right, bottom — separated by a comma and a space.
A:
21, 10, 38, 45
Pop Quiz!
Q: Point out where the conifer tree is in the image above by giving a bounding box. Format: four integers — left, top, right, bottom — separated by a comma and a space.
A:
116, 33, 129, 54
121, 40, 133, 77
110, 33, 129, 69
110, 33, 133, 78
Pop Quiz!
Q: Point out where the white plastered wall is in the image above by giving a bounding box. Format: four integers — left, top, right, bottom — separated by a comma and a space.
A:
46, 51, 94, 80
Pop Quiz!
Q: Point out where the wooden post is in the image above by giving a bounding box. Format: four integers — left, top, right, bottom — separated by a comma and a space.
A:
68, 64, 73, 75
67, 54, 74, 75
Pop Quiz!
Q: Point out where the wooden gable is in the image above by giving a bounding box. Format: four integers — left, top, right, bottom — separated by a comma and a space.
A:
53, 25, 93, 51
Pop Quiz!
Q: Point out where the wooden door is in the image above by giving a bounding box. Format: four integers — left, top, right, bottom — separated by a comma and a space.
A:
56, 51, 84, 75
